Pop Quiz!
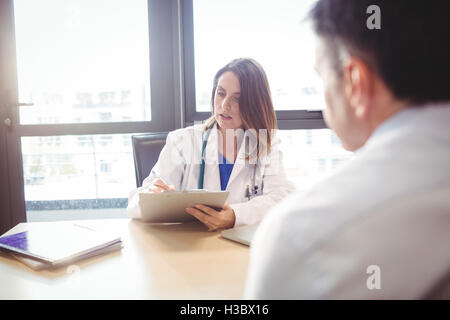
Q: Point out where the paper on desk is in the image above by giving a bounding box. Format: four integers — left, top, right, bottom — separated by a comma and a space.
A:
12, 241, 123, 270
0, 222, 123, 270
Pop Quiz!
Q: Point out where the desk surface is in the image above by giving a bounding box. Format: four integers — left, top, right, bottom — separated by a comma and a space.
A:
0, 219, 250, 299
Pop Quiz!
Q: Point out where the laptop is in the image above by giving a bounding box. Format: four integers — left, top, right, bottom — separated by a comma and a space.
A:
221, 223, 260, 246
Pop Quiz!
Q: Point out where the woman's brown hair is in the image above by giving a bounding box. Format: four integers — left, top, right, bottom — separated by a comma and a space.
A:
204, 58, 277, 157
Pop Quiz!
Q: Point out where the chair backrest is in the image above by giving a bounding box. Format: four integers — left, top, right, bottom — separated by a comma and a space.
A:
132, 132, 168, 187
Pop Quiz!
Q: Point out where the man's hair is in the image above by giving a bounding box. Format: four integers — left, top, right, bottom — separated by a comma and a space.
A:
309, 0, 450, 105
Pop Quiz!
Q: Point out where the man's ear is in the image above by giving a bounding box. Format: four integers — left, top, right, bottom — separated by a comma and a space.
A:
342, 57, 375, 120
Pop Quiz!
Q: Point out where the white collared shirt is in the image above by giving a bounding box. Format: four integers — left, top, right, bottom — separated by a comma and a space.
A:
245, 104, 450, 299
126, 123, 296, 226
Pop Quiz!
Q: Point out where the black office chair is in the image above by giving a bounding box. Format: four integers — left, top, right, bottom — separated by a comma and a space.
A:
132, 132, 169, 187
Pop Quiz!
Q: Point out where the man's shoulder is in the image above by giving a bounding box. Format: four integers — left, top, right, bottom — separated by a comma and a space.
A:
257, 159, 376, 249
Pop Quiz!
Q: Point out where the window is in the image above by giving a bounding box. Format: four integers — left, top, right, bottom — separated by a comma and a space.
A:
306, 130, 313, 145
100, 161, 112, 174
21, 134, 136, 221
277, 130, 353, 192
185, 0, 325, 129
3, 0, 180, 226
193, 0, 323, 112
331, 131, 341, 145
14, 0, 151, 125
22, 134, 135, 200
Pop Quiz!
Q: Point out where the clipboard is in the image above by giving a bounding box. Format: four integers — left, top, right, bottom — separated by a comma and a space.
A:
138, 190, 230, 223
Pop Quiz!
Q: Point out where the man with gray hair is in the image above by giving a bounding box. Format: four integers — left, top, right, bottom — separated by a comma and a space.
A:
245, 0, 450, 299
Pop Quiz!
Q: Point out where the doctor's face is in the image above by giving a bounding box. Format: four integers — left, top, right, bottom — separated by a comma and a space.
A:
214, 71, 244, 132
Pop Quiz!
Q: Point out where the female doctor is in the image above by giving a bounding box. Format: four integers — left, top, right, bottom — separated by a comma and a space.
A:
127, 58, 295, 230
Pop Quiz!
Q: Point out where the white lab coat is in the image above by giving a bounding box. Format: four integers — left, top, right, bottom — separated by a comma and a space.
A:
245, 104, 450, 299
127, 123, 295, 226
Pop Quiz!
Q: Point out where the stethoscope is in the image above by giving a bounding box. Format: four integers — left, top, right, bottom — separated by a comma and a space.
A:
198, 128, 258, 201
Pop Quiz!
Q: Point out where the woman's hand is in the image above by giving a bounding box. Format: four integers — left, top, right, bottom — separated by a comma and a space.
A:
185, 203, 236, 231
146, 178, 175, 193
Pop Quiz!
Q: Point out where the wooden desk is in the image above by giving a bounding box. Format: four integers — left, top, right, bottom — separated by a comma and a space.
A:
0, 219, 250, 299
